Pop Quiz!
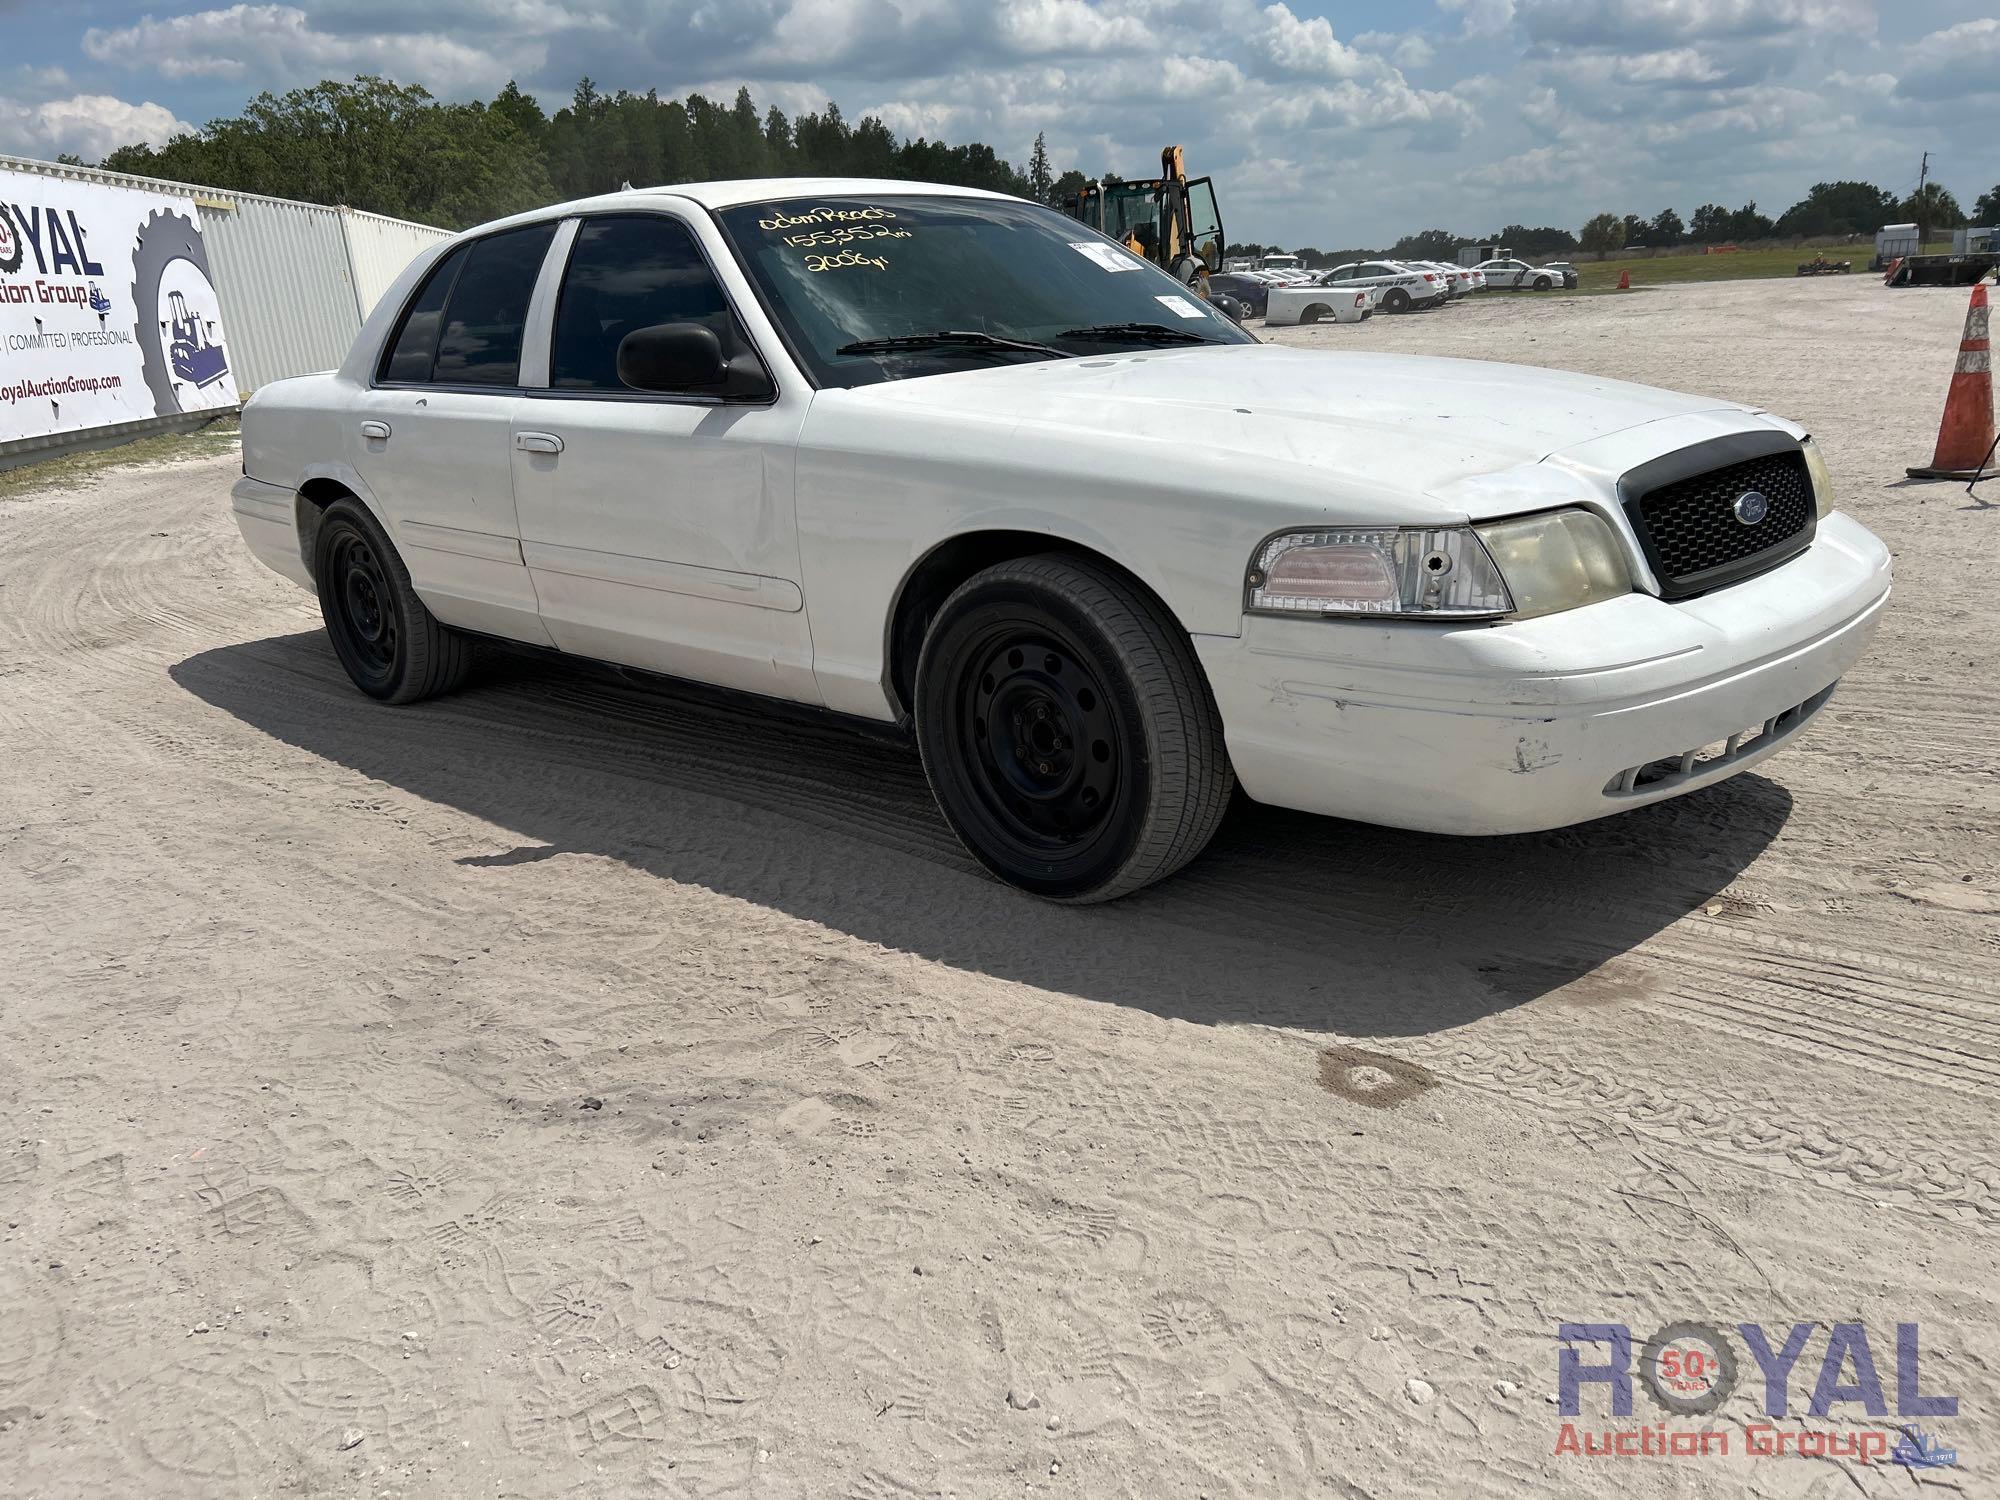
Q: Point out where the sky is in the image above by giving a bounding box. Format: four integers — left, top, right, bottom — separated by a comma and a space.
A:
1, 1, 1995, 246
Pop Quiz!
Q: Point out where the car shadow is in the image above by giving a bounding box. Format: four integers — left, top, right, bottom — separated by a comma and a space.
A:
170, 633, 1792, 1038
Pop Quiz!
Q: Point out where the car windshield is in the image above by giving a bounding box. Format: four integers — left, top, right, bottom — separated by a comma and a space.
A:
715, 193, 1254, 388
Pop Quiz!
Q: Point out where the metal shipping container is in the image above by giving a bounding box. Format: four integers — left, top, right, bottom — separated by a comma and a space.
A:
342, 207, 453, 321
197, 191, 364, 392
0, 152, 450, 395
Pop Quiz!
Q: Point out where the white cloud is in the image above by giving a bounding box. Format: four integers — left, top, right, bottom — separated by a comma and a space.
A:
1514, 0, 1874, 47
1438, 0, 1518, 40
1354, 30, 1437, 69
82, 4, 539, 94
1251, 2, 1372, 78
0, 93, 195, 162
1456, 144, 1579, 189
1898, 18, 2000, 99
993, 0, 1151, 54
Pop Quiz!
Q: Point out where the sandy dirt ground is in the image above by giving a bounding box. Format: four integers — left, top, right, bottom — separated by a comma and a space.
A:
2, 276, 1996, 1499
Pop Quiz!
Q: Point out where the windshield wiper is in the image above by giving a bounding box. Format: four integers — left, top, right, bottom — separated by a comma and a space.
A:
835, 330, 1066, 359
1056, 322, 1221, 346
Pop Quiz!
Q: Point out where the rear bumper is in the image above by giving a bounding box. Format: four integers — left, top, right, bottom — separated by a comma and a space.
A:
1193, 512, 1891, 835
231, 475, 313, 591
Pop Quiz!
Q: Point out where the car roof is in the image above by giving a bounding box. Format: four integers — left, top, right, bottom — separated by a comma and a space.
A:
447, 177, 1013, 238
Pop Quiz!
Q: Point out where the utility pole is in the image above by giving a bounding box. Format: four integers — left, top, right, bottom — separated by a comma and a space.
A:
1917, 151, 1930, 250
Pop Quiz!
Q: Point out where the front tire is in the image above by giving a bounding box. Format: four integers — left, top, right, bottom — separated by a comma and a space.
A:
1533, 274, 1552, 290
313, 497, 473, 704
914, 554, 1232, 902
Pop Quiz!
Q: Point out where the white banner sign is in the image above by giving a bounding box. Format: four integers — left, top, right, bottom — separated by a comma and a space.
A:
0, 167, 237, 444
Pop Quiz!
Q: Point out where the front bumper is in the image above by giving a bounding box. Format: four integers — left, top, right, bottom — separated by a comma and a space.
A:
1192, 512, 1890, 835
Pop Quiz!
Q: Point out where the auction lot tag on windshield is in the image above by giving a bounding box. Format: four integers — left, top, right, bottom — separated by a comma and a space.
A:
1070, 241, 1138, 272
1155, 295, 1208, 319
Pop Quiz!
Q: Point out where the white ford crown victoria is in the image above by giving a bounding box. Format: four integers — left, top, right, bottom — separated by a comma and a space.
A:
232, 178, 1890, 902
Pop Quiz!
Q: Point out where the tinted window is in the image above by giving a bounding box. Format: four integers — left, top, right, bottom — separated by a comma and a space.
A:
379, 243, 468, 383
552, 216, 738, 391
433, 223, 557, 387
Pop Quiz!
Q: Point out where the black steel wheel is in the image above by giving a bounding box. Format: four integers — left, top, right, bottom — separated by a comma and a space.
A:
313, 497, 473, 704
915, 554, 1232, 902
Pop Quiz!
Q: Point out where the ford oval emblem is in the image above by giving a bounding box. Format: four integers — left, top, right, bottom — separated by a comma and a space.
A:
1733, 490, 1770, 526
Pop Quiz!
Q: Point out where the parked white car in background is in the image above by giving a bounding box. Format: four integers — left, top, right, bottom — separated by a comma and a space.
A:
1315, 260, 1448, 312
1263, 281, 1376, 326
1476, 256, 1566, 290
1408, 260, 1475, 297
231, 178, 1890, 902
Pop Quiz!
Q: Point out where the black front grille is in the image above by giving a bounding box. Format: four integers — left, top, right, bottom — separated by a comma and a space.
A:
1628, 448, 1814, 598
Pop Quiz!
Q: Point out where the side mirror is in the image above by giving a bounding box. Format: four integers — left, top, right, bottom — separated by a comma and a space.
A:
617, 322, 726, 392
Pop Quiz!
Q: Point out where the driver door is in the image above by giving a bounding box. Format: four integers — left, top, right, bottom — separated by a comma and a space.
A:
510, 211, 817, 703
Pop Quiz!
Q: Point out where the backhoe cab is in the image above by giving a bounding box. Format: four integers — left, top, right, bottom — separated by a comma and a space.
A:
1059, 146, 1224, 296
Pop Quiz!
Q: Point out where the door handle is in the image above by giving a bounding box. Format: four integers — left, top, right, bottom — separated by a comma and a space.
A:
359, 420, 391, 441
515, 431, 564, 455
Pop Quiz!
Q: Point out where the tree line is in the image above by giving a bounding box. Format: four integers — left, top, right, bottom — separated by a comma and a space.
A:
1231, 179, 1997, 269
1576, 180, 1990, 253
99, 76, 1044, 229
91, 76, 2000, 258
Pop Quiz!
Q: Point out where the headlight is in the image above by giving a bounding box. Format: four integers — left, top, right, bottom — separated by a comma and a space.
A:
1247, 527, 1512, 617
1473, 508, 1633, 621
1801, 437, 1834, 518
1248, 509, 1636, 622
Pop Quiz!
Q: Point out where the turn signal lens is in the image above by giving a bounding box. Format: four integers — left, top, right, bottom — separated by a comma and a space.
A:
1474, 508, 1633, 620
1801, 438, 1834, 519
1249, 528, 1512, 617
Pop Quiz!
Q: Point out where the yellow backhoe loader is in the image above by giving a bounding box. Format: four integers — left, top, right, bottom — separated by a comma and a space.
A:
1058, 146, 1224, 298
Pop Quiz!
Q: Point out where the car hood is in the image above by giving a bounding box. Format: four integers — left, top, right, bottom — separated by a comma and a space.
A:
833, 344, 1769, 511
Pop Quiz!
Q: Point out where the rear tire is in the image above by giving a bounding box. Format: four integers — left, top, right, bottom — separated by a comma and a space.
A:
313, 497, 473, 704
1384, 288, 1411, 313
914, 554, 1232, 902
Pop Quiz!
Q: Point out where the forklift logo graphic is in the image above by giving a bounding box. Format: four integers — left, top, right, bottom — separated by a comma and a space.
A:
132, 207, 230, 413
164, 286, 227, 387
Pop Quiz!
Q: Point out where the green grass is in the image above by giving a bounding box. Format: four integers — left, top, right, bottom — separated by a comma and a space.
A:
1564, 241, 1954, 295
0, 418, 240, 502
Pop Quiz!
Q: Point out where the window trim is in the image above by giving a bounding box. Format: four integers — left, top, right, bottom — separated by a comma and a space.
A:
371, 218, 564, 396
526, 206, 782, 409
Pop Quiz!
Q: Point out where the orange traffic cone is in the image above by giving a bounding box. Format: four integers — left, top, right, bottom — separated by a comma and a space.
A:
1617, 269, 1630, 291
1908, 280, 1996, 480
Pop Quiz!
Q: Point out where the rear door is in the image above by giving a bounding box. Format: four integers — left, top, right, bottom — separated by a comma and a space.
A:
350, 222, 560, 644
509, 210, 816, 703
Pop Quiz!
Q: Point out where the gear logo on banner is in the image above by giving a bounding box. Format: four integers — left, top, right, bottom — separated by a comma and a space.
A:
132, 208, 232, 415
0, 207, 21, 274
